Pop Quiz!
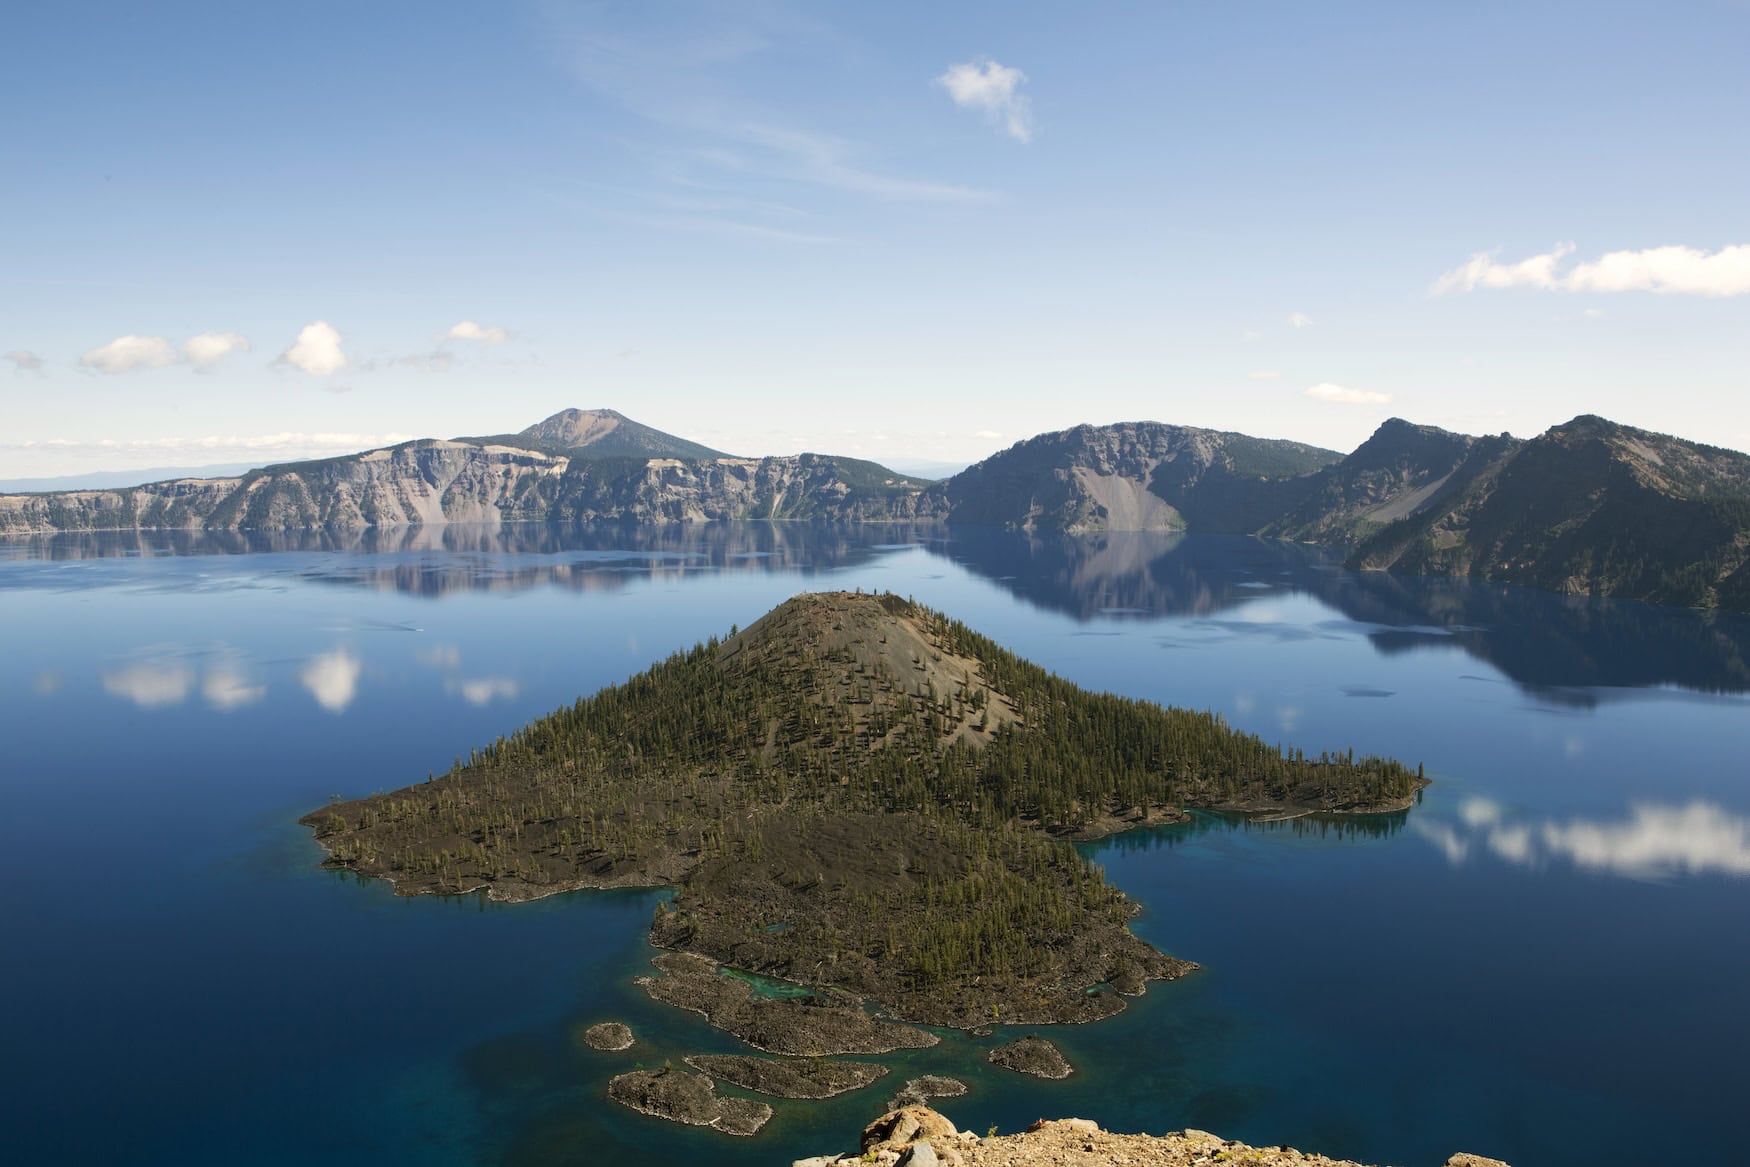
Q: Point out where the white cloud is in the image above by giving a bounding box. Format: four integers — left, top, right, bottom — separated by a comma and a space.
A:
1240, 330, 1263, 343
80, 335, 178, 375
6, 350, 44, 373
1433, 242, 1750, 297
301, 648, 362, 713
1288, 312, 1313, 329
973, 429, 1003, 440
444, 320, 508, 345
451, 676, 519, 706
277, 321, 348, 376
1304, 382, 1392, 406
183, 332, 250, 371
1248, 370, 1282, 381
936, 58, 1034, 143
102, 661, 195, 707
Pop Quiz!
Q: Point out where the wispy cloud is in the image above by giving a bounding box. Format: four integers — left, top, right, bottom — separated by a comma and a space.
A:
1433, 242, 1750, 296
937, 58, 1033, 143
1248, 370, 1282, 381
6, 349, 44, 373
276, 321, 348, 376
548, 6, 992, 222
1305, 382, 1391, 406
1288, 311, 1313, 329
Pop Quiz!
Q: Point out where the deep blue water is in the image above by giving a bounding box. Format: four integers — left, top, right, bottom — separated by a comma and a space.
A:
3, 524, 1747, 1166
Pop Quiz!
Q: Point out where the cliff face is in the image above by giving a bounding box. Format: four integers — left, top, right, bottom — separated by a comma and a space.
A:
0, 443, 939, 533
934, 422, 1341, 533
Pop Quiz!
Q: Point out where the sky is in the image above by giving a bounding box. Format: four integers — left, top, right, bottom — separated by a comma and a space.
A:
4, 0, 1748, 479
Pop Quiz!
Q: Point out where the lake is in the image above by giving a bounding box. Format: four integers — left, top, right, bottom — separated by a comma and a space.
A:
3, 523, 1746, 1166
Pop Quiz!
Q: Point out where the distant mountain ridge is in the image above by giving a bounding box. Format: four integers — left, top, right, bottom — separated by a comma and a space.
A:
5, 406, 1749, 612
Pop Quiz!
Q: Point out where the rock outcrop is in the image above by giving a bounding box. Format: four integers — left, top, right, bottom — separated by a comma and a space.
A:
790, 1107, 1512, 1167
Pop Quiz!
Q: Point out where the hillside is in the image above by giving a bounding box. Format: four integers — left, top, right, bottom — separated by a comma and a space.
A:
302, 592, 1422, 1028
1350, 416, 1750, 610
934, 421, 1341, 533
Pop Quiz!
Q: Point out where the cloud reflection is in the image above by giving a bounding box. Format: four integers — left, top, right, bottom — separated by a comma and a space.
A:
450, 676, 519, 706
102, 662, 195, 708
202, 662, 266, 710
1417, 797, 1750, 880
301, 648, 362, 713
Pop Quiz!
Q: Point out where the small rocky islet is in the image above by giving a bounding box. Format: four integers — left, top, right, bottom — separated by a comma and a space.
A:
985, 1035, 1072, 1079
605, 1066, 771, 1137
577, 1021, 634, 1051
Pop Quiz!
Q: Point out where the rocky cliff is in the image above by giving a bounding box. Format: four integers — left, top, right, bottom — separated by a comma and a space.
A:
934, 421, 1340, 533
0, 438, 938, 533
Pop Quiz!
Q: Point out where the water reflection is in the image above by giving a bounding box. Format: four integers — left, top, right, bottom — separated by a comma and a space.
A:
1414, 797, 1750, 880
931, 529, 1750, 701
11, 521, 1750, 699
300, 647, 361, 713
99, 646, 266, 710
1093, 808, 1414, 857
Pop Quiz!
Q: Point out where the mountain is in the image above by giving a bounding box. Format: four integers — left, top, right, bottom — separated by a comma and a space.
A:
472, 406, 734, 461
1349, 415, 1750, 610
7, 405, 1749, 612
302, 592, 1421, 1029
933, 421, 1341, 533
0, 409, 937, 534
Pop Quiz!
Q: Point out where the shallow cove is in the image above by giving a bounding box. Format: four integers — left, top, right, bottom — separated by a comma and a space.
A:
2, 523, 1748, 1166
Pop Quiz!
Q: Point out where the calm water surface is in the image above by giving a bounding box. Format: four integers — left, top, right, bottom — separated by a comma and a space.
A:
2, 524, 1746, 1166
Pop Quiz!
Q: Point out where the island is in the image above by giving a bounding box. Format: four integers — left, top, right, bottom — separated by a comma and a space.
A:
303, 591, 1424, 1033
986, 1035, 1073, 1079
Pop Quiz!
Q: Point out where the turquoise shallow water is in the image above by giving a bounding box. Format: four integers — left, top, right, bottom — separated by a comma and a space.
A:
2, 524, 1746, 1166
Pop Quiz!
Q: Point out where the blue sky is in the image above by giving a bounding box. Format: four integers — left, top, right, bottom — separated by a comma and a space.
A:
4, 0, 1748, 477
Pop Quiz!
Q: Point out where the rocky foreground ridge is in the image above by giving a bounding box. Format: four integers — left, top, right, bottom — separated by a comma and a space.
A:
792, 1106, 1510, 1167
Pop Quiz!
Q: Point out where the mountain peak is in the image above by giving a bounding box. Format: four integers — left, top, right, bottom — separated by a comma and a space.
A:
515, 408, 732, 461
